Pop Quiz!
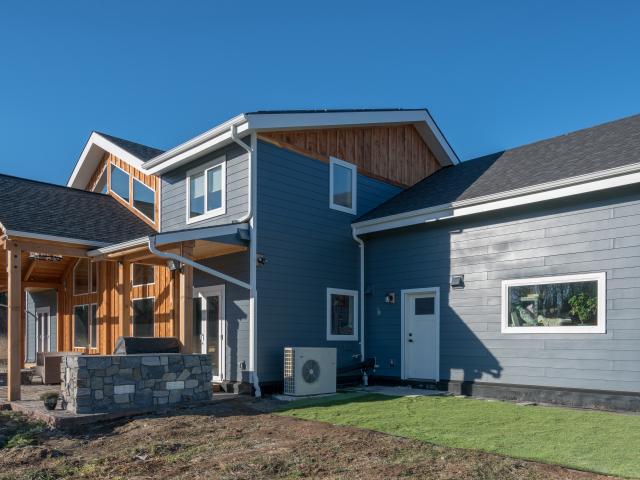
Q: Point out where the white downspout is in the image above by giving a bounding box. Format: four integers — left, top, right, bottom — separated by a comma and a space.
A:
229, 126, 261, 397
352, 228, 366, 384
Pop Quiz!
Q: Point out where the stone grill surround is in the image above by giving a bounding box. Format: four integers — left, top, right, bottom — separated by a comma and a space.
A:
61, 354, 212, 414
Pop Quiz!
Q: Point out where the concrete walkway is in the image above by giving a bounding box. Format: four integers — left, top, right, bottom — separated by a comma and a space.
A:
345, 385, 446, 397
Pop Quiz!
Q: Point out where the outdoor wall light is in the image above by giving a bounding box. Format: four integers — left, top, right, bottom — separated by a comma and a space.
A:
166, 259, 181, 272
450, 274, 465, 289
385, 292, 396, 304
257, 255, 267, 267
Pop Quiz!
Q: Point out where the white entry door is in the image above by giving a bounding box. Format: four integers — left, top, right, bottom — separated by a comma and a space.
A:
402, 288, 440, 381
35, 307, 51, 353
193, 286, 225, 382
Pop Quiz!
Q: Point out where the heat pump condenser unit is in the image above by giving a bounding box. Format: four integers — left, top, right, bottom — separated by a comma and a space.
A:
283, 347, 337, 396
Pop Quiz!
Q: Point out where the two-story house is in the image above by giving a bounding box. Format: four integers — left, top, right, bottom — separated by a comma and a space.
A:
2, 109, 640, 410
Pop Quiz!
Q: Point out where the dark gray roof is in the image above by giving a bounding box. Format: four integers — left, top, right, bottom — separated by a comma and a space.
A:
358, 113, 640, 222
96, 132, 165, 161
247, 108, 427, 114
0, 174, 154, 245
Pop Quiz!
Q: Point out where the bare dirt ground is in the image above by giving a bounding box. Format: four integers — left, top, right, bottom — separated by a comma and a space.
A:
0, 397, 619, 480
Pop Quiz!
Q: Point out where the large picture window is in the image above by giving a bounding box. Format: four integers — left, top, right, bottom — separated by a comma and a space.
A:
110, 164, 130, 201
73, 304, 98, 349
132, 298, 155, 337
329, 157, 357, 214
133, 178, 155, 222
501, 273, 606, 334
187, 159, 226, 223
326, 288, 358, 341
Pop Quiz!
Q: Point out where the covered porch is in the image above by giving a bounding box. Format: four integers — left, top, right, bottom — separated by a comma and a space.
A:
0, 225, 249, 402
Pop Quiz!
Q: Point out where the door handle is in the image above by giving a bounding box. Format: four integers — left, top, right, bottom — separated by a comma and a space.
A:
408, 339, 414, 343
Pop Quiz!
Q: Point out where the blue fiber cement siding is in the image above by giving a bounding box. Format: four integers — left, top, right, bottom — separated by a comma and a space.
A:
364, 187, 640, 393
161, 140, 249, 232
193, 251, 250, 383
256, 140, 401, 383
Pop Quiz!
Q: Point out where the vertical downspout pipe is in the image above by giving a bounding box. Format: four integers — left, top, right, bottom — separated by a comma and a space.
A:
229, 125, 261, 397
352, 228, 366, 382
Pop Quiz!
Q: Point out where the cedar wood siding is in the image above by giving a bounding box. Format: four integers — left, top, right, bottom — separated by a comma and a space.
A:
363, 186, 640, 394
193, 251, 250, 383
255, 140, 401, 383
161, 140, 249, 232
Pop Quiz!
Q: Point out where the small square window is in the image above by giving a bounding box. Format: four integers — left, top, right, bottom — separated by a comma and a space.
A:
187, 159, 226, 223
132, 264, 155, 287
330, 157, 357, 214
326, 288, 358, 341
415, 297, 435, 315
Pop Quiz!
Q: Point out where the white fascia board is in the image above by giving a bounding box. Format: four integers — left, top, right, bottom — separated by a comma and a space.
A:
67, 132, 146, 188
87, 236, 148, 256
154, 223, 249, 246
143, 114, 248, 175
246, 110, 459, 166
353, 162, 640, 235
4, 230, 110, 248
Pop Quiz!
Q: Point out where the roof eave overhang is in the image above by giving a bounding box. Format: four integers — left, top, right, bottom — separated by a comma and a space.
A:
67, 132, 146, 189
1, 228, 110, 248
142, 109, 459, 175
353, 162, 640, 236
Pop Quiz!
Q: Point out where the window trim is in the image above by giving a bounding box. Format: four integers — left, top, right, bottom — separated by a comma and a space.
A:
501, 272, 606, 334
73, 259, 97, 296
131, 263, 155, 287
72, 303, 98, 349
329, 157, 357, 215
131, 296, 156, 337
326, 287, 359, 341
185, 158, 227, 224
109, 163, 131, 203
132, 177, 156, 222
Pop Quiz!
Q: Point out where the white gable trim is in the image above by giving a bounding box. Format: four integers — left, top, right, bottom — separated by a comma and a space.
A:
353, 161, 640, 235
67, 132, 146, 189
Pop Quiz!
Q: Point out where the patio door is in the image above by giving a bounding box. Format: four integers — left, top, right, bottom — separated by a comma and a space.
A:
192, 285, 225, 382
402, 288, 440, 381
35, 307, 51, 353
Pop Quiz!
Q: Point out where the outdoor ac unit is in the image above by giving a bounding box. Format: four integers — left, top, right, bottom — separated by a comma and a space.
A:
283, 347, 337, 396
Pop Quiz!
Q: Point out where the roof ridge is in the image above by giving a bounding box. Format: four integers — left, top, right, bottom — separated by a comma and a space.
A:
95, 131, 165, 154
0, 172, 107, 197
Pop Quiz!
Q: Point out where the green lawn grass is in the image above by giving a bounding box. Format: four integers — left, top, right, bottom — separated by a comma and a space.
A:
278, 393, 640, 478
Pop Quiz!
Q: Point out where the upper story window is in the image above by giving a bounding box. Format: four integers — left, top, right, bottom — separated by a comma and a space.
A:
73, 259, 97, 296
329, 157, 357, 214
501, 273, 606, 334
187, 158, 226, 223
133, 179, 155, 222
93, 170, 108, 194
110, 164, 130, 201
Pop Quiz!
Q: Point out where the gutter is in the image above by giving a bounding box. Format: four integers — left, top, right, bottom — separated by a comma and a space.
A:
352, 229, 365, 366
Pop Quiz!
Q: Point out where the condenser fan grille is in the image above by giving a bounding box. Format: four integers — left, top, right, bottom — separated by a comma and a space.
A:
302, 359, 320, 383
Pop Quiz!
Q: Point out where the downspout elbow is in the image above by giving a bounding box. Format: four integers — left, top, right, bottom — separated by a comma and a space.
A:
231, 124, 254, 225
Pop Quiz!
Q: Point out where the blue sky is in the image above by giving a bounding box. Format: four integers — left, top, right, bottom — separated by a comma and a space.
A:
1, 1, 639, 185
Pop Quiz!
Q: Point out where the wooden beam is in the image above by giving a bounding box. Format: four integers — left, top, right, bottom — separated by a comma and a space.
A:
14, 240, 89, 258
118, 261, 131, 338
178, 243, 194, 353
23, 259, 36, 282
7, 242, 21, 401
23, 281, 63, 289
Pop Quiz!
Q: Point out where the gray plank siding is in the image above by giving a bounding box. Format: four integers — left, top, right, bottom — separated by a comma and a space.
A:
364, 188, 640, 393
193, 252, 250, 383
160, 140, 249, 232
25, 290, 57, 363
256, 140, 401, 383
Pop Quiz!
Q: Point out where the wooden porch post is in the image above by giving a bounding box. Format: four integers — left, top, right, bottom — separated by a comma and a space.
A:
179, 242, 194, 353
118, 261, 131, 338
7, 243, 21, 401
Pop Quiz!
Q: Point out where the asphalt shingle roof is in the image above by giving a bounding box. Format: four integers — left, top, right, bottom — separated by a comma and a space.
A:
96, 132, 165, 161
0, 174, 154, 245
358, 113, 640, 222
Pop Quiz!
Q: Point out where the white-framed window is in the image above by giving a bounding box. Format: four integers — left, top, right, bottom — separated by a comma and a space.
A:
110, 163, 130, 202
73, 303, 98, 349
73, 259, 97, 296
326, 287, 358, 341
132, 264, 155, 287
132, 297, 155, 337
132, 178, 155, 222
186, 158, 226, 223
329, 157, 357, 214
501, 273, 606, 334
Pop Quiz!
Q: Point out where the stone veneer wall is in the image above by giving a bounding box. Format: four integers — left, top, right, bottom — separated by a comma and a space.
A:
61, 354, 212, 414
